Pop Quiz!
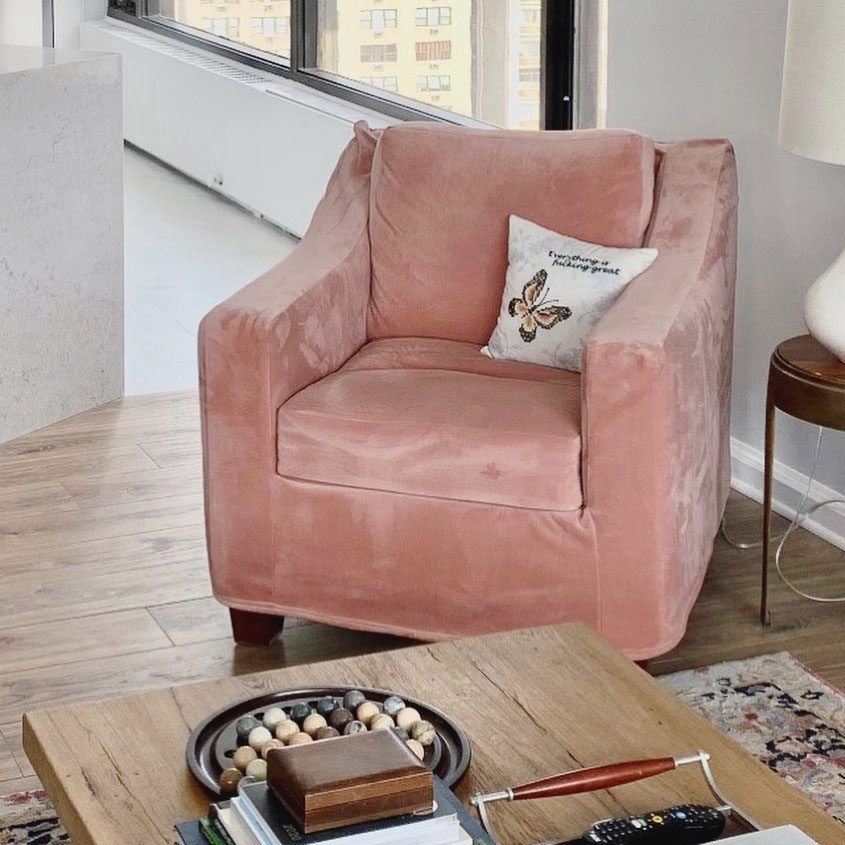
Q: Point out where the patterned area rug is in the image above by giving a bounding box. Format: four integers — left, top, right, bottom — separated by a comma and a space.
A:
661, 651, 845, 823
1, 652, 843, 842
0, 790, 66, 844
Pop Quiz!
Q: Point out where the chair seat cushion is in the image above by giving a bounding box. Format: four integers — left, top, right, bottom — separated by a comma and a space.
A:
277, 338, 583, 511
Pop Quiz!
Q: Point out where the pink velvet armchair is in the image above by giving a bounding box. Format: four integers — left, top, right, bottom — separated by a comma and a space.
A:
199, 122, 737, 660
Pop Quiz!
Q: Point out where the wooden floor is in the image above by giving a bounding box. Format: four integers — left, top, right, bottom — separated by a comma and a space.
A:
1, 391, 843, 796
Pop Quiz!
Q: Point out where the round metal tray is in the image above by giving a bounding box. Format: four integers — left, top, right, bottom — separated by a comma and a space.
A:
187, 685, 472, 797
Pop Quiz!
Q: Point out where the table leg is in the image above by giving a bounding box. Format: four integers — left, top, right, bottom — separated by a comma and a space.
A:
761, 395, 775, 626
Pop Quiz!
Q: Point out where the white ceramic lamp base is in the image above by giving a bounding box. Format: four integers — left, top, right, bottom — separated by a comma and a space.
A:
804, 246, 845, 363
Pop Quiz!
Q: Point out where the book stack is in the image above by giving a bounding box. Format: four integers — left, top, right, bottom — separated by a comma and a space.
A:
178, 730, 490, 845
177, 777, 490, 845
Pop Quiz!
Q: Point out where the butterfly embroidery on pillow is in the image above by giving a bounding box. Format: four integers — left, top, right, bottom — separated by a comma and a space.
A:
507, 269, 572, 342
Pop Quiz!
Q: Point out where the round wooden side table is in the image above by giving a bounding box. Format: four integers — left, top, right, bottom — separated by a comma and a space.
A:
761, 334, 845, 624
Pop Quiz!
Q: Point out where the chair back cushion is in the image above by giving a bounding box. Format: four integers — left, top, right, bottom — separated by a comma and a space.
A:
367, 124, 656, 343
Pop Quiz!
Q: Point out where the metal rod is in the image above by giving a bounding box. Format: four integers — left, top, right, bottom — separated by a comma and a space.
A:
42, 0, 55, 48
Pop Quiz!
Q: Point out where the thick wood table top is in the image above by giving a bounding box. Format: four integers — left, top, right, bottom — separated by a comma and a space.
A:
775, 334, 845, 388
23, 624, 841, 844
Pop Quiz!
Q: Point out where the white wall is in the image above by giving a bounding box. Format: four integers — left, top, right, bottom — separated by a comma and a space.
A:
0, 0, 42, 46
606, 0, 845, 544
0, 1, 108, 48
56, 1, 108, 49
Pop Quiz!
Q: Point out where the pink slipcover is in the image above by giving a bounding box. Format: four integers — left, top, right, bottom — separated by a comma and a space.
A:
368, 125, 656, 342
278, 338, 583, 511
199, 122, 737, 659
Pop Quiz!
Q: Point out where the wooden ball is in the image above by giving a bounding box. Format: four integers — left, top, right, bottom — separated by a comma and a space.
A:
261, 739, 285, 759
232, 745, 257, 772
235, 715, 261, 745
405, 739, 425, 760
383, 695, 405, 718
288, 732, 314, 746
275, 720, 299, 743
370, 713, 395, 731
395, 707, 421, 731
247, 726, 272, 750
316, 697, 337, 718
315, 726, 340, 740
328, 707, 354, 731
302, 713, 328, 736
219, 767, 243, 794
343, 690, 366, 710
356, 701, 380, 726
409, 720, 436, 747
245, 758, 267, 780
262, 707, 287, 732
290, 702, 312, 723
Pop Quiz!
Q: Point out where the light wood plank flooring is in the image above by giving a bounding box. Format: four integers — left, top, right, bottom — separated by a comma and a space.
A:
1, 391, 843, 795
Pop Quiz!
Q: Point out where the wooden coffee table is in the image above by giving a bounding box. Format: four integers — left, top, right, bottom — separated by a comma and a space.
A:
23, 624, 841, 844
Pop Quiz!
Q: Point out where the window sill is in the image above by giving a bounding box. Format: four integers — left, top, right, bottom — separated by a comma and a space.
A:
90, 18, 394, 130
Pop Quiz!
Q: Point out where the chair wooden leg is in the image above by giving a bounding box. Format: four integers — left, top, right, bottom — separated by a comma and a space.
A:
229, 608, 285, 646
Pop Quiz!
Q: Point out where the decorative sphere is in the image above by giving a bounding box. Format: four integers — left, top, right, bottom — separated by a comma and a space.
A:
288, 732, 314, 746
219, 767, 243, 794
235, 715, 261, 745
245, 758, 267, 780
261, 739, 285, 759
275, 720, 299, 743
392, 727, 409, 742
248, 726, 273, 751
395, 707, 422, 731
315, 726, 340, 740
382, 696, 405, 718
405, 739, 425, 760
370, 713, 394, 731
290, 703, 312, 723
232, 745, 257, 772
316, 697, 337, 718
343, 690, 366, 711
262, 707, 287, 732
409, 720, 436, 747
356, 701, 380, 726
302, 713, 328, 736
343, 720, 367, 736
328, 708, 354, 731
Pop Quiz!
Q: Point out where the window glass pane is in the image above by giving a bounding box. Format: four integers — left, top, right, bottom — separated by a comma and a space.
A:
155, 0, 290, 60
314, 1, 543, 129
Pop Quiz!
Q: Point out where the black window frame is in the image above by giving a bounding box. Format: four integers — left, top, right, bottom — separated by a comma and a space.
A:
108, 0, 575, 129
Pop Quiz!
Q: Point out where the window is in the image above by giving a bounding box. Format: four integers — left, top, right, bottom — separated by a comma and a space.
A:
360, 44, 397, 63
417, 75, 451, 92
415, 40, 451, 62
415, 7, 451, 27
521, 7, 541, 25
250, 17, 286, 37
361, 76, 399, 92
360, 9, 397, 31
108, 0, 575, 129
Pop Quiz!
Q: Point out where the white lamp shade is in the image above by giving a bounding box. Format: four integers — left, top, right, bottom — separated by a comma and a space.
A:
779, 0, 845, 165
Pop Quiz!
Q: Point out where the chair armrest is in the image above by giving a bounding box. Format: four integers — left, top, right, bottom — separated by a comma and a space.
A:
581, 139, 737, 656
198, 122, 379, 602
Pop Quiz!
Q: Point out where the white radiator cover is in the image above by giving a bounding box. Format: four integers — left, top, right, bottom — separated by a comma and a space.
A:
80, 19, 390, 237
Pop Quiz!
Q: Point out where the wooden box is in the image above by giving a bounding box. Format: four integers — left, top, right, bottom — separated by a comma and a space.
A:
266, 730, 434, 833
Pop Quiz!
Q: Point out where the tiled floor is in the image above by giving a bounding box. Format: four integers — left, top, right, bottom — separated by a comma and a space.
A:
124, 147, 297, 395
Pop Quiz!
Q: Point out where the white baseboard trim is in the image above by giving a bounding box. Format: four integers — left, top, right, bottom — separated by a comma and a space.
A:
730, 436, 845, 552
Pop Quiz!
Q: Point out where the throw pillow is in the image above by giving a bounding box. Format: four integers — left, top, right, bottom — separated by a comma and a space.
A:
482, 215, 658, 371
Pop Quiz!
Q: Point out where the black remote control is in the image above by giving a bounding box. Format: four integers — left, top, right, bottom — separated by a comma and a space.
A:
581, 804, 726, 844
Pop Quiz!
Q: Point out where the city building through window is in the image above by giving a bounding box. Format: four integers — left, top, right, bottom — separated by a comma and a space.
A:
109, 1, 573, 130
